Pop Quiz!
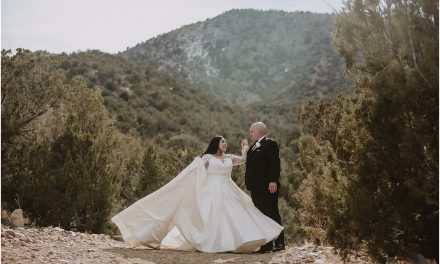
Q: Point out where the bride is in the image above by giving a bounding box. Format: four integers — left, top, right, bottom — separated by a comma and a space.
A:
111, 135, 283, 253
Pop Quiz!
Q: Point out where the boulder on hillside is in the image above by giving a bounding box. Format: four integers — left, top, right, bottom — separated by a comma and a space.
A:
10, 209, 24, 228
1, 210, 10, 225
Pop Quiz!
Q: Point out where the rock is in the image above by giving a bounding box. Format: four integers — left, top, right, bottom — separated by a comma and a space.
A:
10, 209, 24, 228
12, 238, 21, 246
213, 258, 238, 263
1, 210, 10, 225
4, 229, 17, 238
111, 235, 123, 241
18, 235, 32, 243
306, 255, 315, 262
14, 231, 25, 239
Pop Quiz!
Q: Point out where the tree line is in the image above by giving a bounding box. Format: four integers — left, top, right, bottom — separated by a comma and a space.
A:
296, 0, 438, 262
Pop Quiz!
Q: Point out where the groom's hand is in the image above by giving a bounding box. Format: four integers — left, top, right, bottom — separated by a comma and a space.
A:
268, 182, 277, 193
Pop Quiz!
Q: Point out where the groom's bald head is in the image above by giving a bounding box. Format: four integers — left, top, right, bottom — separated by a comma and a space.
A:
251, 122, 267, 133
249, 122, 267, 141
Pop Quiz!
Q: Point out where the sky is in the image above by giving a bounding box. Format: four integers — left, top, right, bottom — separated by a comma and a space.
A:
1, 0, 344, 54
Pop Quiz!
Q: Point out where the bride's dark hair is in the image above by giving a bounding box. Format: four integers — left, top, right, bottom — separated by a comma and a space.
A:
203, 136, 224, 155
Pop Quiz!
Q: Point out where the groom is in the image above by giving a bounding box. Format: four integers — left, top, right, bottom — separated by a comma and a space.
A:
245, 122, 285, 253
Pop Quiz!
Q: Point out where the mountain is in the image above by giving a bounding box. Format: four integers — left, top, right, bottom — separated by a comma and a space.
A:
120, 9, 351, 105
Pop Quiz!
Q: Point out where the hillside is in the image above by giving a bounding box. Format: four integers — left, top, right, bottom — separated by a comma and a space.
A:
54, 49, 306, 154
121, 9, 351, 104
54, 50, 255, 153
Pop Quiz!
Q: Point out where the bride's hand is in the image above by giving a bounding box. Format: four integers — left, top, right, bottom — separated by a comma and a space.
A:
241, 139, 249, 152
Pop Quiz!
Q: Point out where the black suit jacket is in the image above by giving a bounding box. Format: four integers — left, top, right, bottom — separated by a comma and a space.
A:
245, 137, 281, 191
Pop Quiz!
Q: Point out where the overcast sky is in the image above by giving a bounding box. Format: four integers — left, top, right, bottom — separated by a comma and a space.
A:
2, 0, 344, 54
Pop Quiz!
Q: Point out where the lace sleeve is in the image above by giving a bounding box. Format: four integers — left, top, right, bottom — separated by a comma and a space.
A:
201, 154, 210, 168
227, 145, 248, 166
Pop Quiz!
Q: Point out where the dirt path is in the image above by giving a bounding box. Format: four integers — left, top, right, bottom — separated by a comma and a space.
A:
1, 225, 372, 263
106, 248, 274, 264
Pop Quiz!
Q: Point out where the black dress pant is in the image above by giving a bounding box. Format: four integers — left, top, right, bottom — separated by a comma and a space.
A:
251, 189, 285, 247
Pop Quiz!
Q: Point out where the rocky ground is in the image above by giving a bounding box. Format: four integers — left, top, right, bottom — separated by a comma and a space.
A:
1, 225, 375, 263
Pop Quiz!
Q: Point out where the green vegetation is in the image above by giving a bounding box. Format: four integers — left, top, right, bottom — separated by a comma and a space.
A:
296, 0, 438, 262
1, 50, 199, 233
55, 50, 252, 150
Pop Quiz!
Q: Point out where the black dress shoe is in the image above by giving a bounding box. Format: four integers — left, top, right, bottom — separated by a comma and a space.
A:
272, 244, 285, 252
257, 245, 273, 253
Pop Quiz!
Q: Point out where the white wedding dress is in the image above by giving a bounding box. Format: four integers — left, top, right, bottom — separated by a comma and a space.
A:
111, 153, 283, 253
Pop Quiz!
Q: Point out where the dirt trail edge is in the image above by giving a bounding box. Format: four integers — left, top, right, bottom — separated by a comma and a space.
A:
1, 225, 372, 263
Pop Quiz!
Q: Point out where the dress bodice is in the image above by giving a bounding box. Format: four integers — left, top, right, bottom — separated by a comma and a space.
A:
205, 156, 234, 181
201, 152, 247, 181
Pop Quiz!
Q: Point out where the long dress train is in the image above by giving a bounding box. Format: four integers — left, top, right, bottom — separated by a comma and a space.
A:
111, 155, 283, 253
